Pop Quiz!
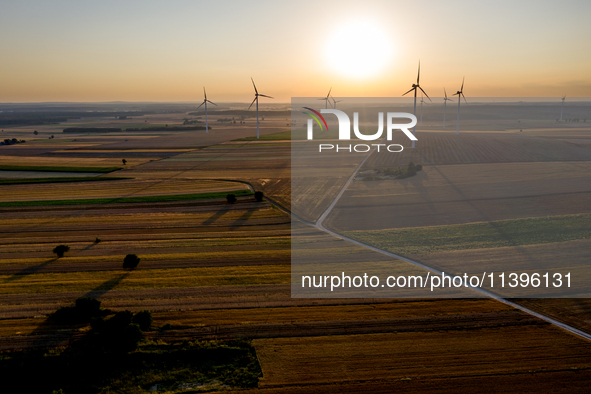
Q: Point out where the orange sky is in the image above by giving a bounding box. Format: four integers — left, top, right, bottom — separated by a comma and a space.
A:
1, 1, 590, 102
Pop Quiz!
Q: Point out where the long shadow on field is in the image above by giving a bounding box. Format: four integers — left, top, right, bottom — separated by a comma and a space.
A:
82, 273, 130, 299
21, 273, 130, 350
82, 242, 98, 251
2, 258, 59, 283
202, 208, 230, 226
231, 206, 257, 227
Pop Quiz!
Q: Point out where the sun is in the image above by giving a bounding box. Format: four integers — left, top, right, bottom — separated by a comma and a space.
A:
325, 20, 392, 79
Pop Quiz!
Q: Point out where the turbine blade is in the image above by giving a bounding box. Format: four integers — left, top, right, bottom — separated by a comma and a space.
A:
327, 87, 332, 98
462, 93, 468, 105
196, 101, 205, 109
251, 77, 258, 94
248, 96, 257, 110
259, 94, 273, 99
207, 100, 218, 106
203, 87, 207, 99
417, 60, 420, 84
460, 77, 465, 92
402, 87, 415, 96
419, 86, 432, 101
444, 87, 447, 98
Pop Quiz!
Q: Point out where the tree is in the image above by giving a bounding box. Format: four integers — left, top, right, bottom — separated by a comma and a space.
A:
94, 237, 101, 244
123, 254, 140, 270
122, 159, 127, 165
132, 310, 153, 331
53, 245, 70, 258
226, 193, 237, 204
254, 191, 264, 202
33, 130, 38, 135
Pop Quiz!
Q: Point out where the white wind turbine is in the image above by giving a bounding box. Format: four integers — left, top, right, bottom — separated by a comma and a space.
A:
196, 87, 217, 133
319, 87, 333, 109
331, 96, 343, 109
453, 77, 468, 135
402, 61, 431, 148
419, 93, 427, 125
248, 78, 273, 139
560, 95, 566, 121
443, 88, 453, 129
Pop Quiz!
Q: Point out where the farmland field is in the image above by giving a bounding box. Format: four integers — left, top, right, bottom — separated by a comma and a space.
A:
1, 108, 591, 392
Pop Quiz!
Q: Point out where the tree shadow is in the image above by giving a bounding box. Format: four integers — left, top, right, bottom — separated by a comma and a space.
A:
82, 272, 130, 299
3, 258, 59, 283
82, 242, 99, 251
23, 272, 131, 349
202, 208, 230, 226
231, 206, 257, 227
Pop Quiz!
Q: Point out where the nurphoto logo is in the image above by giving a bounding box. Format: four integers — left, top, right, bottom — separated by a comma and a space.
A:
302, 108, 418, 152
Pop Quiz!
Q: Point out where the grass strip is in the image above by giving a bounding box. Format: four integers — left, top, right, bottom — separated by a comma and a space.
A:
0, 165, 121, 173
234, 130, 292, 141
343, 213, 591, 255
0, 177, 131, 185
0, 189, 253, 207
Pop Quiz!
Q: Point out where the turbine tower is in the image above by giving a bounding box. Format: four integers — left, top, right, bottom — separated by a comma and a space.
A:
402, 61, 431, 148
248, 78, 273, 139
196, 87, 217, 133
319, 88, 333, 109
453, 77, 467, 135
443, 88, 453, 129
419, 93, 427, 125
560, 95, 566, 121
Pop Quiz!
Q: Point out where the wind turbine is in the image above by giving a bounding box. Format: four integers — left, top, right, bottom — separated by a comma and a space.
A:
453, 77, 468, 135
443, 88, 453, 129
319, 88, 333, 109
402, 61, 431, 148
196, 87, 217, 133
248, 78, 273, 139
331, 96, 343, 109
560, 95, 566, 121
419, 93, 427, 125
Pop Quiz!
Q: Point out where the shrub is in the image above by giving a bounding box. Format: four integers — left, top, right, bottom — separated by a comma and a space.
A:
254, 191, 264, 202
75, 297, 102, 318
416, 164, 422, 171
226, 193, 237, 204
85, 311, 142, 353
50, 297, 104, 324
94, 237, 101, 244
122, 159, 127, 165
53, 245, 70, 258
123, 254, 140, 270
132, 310, 153, 331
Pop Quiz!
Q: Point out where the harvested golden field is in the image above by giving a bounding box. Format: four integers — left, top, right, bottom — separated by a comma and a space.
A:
0, 178, 249, 201
325, 161, 591, 231
2, 123, 591, 393
365, 131, 591, 167
253, 325, 591, 387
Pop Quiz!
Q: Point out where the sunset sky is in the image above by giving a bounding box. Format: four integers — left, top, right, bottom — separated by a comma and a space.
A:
1, 0, 590, 102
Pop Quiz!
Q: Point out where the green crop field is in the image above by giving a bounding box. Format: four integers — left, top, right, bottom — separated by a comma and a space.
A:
0, 165, 121, 173
343, 213, 591, 255
0, 189, 253, 207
